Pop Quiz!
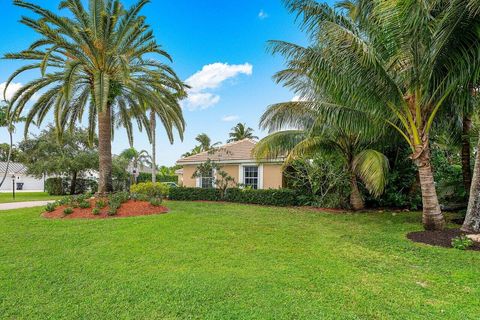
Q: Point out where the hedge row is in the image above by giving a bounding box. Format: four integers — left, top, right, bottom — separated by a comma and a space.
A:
45, 177, 98, 195
169, 187, 299, 207
137, 173, 178, 184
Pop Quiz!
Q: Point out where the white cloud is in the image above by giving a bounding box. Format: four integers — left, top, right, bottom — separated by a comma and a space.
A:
0, 82, 23, 101
222, 115, 239, 122
182, 62, 253, 110
258, 10, 269, 19
0, 82, 40, 103
292, 95, 308, 102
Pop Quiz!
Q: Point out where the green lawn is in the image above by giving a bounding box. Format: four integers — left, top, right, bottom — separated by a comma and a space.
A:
0, 192, 61, 203
1, 201, 479, 319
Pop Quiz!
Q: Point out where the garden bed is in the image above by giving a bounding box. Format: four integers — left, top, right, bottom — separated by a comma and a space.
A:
407, 228, 480, 251
43, 199, 168, 219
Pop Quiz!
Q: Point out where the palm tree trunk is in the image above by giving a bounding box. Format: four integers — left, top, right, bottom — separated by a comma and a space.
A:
414, 145, 445, 230
349, 173, 364, 210
97, 105, 113, 194
0, 129, 13, 188
70, 171, 77, 195
150, 110, 156, 183
462, 134, 480, 232
461, 115, 472, 193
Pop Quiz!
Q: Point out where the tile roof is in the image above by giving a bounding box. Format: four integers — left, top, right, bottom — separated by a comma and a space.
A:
0, 162, 27, 174
176, 139, 283, 164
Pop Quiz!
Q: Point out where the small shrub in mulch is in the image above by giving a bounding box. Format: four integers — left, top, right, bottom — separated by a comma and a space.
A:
407, 229, 480, 251
43, 199, 168, 219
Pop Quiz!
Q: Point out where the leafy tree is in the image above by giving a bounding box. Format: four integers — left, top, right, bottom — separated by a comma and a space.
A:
227, 123, 258, 143
0, 143, 19, 162
18, 126, 98, 194
5, 0, 186, 194
274, 0, 480, 230
192, 159, 235, 197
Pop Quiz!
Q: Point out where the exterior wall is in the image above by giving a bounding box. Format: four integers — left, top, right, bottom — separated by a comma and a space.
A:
181, 165, 198, 188
262, 164, 283, 189
0, 174, 45, 191
179, 162, 283, 190
220, 165, 239, 187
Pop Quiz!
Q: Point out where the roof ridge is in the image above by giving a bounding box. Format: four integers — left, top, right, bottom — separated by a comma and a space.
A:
179, 139, 256, 161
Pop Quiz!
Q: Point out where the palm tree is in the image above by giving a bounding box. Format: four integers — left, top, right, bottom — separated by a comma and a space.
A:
120, 148, 151, 184
275, 0, 480, 230
195, 133, 221, 152
227, 123, 259, 143
0, 102, 25, 188
254, 103, 388, 210
4, 0, 186, 194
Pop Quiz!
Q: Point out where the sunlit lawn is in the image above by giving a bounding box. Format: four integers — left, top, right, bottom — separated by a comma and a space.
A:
1, 201, 479, 319
0, 191, 61, 203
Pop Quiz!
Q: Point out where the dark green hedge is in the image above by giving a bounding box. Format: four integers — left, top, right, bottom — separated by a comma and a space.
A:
137, 173, 178, 184
169, 187, 299, 207
45, 177, 98, 195
169, 187, 222, 201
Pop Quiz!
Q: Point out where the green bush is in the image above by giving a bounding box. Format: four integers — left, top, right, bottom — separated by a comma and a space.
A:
95, 199, 107, 209
224, 188, 298, 207
169, 187, 222, 201
107, 207, 118, 216
130, 182, 169, 199
452, 236, 473, 250
92, 208, 101, 215
45, 202, 57, 212
149, 197, 163, 207
137, 173, 178, 184
169, 187, 298, 206
63, 207, 73, 215
45, 178, 66, 195
79, 201, 91, 209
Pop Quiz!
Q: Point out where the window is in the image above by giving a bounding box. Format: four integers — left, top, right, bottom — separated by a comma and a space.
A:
200, 170, 214, 188
243, 166, 259, 189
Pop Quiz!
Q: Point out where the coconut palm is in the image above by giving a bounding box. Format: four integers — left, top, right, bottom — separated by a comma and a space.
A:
4, 0, 186, 194
227, 123, 258, 143
275, 0, 480, 230
254, 102, 388, 210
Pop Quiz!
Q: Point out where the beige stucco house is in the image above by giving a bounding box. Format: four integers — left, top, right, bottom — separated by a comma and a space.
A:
175, 139, 284, 189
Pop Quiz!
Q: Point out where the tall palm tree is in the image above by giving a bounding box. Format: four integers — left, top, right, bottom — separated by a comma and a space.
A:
276, 0, 480, 230
227, 123, 259, 143
4, 0, 186, 194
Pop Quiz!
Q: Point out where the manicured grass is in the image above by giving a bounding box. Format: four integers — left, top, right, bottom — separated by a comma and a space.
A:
0, 192, 61, 203
1, 201, 479, 319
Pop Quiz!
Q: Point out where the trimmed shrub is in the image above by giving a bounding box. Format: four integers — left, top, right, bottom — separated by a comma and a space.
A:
45, 202, 57, 212
169, 187, 222, 201
149, 197, 163, 207
45, 178, 66, 195
169, 187, 298, 206
130, 182, 169, 199
63, 207, 73, 215
224, 188, 299, 207
137, 173, 178, 184
92, 208, 100, 215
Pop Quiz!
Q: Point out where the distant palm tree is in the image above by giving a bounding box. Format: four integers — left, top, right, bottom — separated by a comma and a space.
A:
0, 102, 24, 188
181, 145, 202, 158
5, 0, 186, 193
195, 133, 221, 152
120, 148, 152, 184
227, 123, 258, 143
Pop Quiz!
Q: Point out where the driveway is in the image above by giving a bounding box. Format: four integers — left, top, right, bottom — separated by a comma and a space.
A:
0, 200, 54, 211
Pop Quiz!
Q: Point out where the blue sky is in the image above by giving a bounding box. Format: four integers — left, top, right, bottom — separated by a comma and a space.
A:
0, 0, 330, 166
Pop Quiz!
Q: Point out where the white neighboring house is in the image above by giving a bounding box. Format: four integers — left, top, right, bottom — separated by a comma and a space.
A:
0, 162, 46, 192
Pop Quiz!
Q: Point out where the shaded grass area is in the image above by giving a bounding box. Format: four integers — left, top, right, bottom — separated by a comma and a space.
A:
0, 192, 61, 203
0, 201, 479, 319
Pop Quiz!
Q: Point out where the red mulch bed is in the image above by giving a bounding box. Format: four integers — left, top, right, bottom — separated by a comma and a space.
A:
407, 228, 480, 251
43, 199, 168, 219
